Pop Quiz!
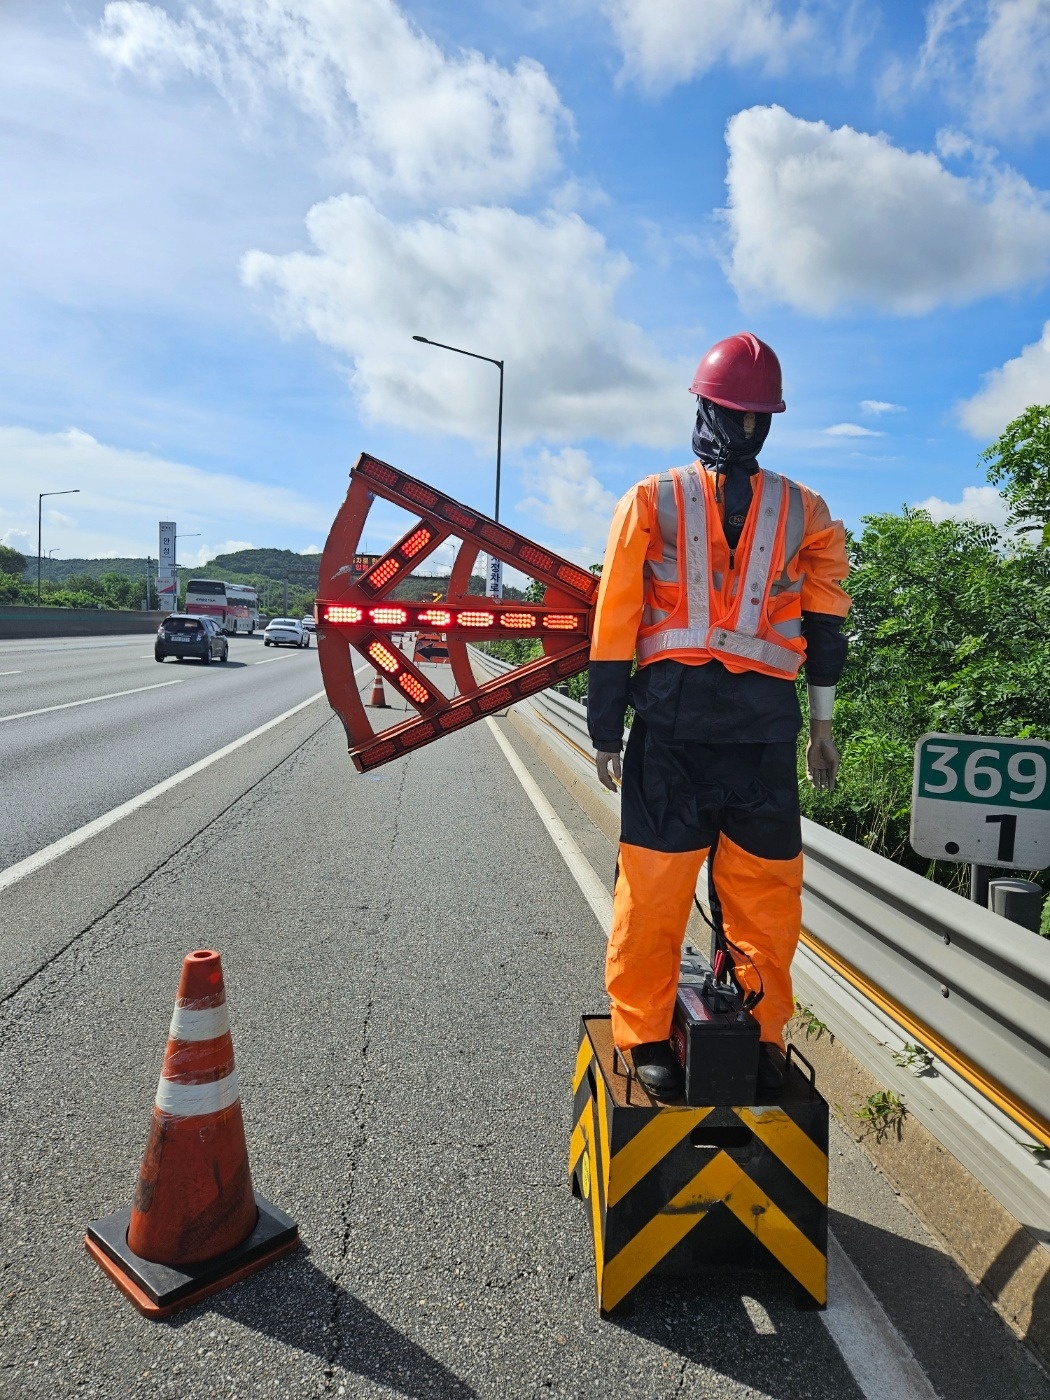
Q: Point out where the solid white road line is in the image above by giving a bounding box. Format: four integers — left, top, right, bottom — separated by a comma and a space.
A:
823, 1234, 940, 1399
0, 679, 183, 724
0, 689, 326, 893
486, 713, 941, 1400
484, 717, 613, 929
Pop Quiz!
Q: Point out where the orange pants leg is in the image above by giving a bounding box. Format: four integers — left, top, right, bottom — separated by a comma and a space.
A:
606, 842, 708, 1049
712, 833, 803, 1049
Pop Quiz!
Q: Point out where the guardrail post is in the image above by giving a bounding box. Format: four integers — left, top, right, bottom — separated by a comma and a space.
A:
988, 878, 1044, 933
970, 863, 991, 906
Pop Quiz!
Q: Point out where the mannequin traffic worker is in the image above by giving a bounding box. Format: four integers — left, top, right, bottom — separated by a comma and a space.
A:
587, 332, 851, 1099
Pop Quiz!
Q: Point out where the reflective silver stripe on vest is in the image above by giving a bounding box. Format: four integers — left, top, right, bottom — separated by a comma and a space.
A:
710, 629, 802, 674
679, 465, 710, 638
642, 473, 679, 628
772, 482, 805, 591
732, 472, 783, 637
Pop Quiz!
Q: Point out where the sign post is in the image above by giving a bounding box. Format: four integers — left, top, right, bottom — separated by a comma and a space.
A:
485, 554, 503, 600
157, 522, 176, 613
910, 733, 1050, 903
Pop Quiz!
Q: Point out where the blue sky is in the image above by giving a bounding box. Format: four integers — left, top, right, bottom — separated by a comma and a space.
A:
2, 0, 1049, 573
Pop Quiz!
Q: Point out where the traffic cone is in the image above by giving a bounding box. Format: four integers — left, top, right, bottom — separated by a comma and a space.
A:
367, 670, 388, 707
85, 949, 298, 1318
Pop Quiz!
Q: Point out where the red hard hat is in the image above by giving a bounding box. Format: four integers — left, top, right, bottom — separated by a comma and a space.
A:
688, 332, 786, 413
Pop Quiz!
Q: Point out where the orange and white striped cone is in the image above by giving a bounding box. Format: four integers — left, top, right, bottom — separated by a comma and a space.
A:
85, 949, 298, 1319
367, 670, 388, 707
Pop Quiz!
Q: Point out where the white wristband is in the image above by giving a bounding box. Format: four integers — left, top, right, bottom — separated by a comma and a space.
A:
808, 684, 835, 722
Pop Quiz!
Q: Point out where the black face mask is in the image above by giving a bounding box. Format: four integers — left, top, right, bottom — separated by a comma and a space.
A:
691, 398, 773, 549
691, 397, 771, 469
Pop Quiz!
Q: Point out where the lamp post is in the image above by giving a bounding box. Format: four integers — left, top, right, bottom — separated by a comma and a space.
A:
46, 548, 60, 587
412, 335, 504, 598
38, 489, 79, 602
173, 533, 200, 611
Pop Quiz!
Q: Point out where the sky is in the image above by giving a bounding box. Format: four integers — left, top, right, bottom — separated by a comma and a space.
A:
2, 0, 1049, 574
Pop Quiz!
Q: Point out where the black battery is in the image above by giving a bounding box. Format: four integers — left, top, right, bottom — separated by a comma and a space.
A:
670, 951, 760, 1105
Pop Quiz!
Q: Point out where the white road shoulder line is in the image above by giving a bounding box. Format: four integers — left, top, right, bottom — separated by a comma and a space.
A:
486, 713, 941, 1400
0, 689, 327, 893
823, 1234, 940, 1399
484, 717, 612, 930
0, 679, 183, 723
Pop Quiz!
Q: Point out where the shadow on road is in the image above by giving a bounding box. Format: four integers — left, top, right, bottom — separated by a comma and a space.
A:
608, 1270, 863, 1400
175, 1251, 477, 1399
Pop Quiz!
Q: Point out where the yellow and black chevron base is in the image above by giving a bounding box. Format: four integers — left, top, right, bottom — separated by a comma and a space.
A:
569, 1016, 828, 1315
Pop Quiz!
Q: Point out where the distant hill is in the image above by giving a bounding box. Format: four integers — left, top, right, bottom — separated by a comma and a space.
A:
22, 549, 524, 601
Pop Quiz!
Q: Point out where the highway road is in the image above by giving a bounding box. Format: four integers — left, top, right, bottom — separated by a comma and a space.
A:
0, 632, 322, 869
1, 647, 1048, 1399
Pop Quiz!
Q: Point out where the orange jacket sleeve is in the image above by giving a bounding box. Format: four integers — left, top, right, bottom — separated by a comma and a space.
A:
797, 487, 851, 619
590, 482, 652, 662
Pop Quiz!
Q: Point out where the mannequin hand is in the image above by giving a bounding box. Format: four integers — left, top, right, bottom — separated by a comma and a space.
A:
595, 750, 622, 792
806, 721, 839, 792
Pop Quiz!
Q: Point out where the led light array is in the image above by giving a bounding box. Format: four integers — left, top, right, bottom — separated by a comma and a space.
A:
318, 602, 586, 634
357, 520, 442, 596
363, 637, 437, 710
354, 453, 599, 603
351, 646, 589, 772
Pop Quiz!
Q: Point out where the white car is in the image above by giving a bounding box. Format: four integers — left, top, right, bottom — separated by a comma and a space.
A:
301, 614, 316, 633
263, 617, 310, 648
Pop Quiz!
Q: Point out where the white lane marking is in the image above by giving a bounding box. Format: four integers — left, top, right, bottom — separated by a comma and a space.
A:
487, 714, 942, 1400
254, 656, 290, 665
0, 688, 326, 893
483, 718, 613, 929
0, 679, 183, 724
155, 1070, 240, 1117
822, 1234, 940, 1399
169, 1004, 230, 1042
0, 670, 23, 676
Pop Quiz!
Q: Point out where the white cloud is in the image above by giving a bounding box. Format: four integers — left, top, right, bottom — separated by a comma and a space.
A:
0, 425, 330, 560
722, 105, 1050, 314
242, 195, 684, 448
94, 0, 570, 204
917, 0, 1050, 141
956, 320, 1050, 438
823, 423, 883, 437
518, 448, 618, 558
860, 399, 905, 415
914, 484, 1010, 531
601, 0, 817, 90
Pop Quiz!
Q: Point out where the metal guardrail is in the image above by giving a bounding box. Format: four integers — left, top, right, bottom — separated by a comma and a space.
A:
471, 647, 1050, 1238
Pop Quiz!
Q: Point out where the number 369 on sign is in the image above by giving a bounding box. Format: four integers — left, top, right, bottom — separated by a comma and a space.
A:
910, 733, 1050, 870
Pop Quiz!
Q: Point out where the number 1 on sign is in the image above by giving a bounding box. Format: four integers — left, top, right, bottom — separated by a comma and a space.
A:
985, 813, 1017, 862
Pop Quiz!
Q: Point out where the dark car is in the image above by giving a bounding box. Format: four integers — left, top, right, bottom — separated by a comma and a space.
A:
155, 614, 229, 664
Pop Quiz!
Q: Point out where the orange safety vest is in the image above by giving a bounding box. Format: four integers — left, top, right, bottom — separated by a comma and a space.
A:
636, 464, 808, 679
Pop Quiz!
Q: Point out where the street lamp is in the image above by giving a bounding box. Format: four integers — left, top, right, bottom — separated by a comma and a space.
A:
46, 548, 60, 586
38, 489, 79, 602
412, 335, 504, 522
173, 533, 200, 611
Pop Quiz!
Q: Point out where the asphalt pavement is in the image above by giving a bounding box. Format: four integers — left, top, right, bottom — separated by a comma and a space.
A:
0, 631, 321, 868
1, 659, 1048, 1399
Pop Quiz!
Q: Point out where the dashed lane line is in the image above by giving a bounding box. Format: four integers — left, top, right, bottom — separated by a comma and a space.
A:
484, 713, 941, 1400
0, 688, 327, 894
0, 670, 23, 676
0, 679, 184, 724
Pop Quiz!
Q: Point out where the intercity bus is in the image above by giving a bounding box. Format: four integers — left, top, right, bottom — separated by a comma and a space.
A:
185, 579, 260, 635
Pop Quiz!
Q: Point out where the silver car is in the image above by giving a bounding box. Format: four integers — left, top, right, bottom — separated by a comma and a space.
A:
263, 617, 310, 648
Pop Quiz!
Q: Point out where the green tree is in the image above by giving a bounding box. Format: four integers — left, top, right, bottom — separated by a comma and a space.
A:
801, 508, 1050, 887
981, 404, 1050, 546
0, 543, 27, 576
